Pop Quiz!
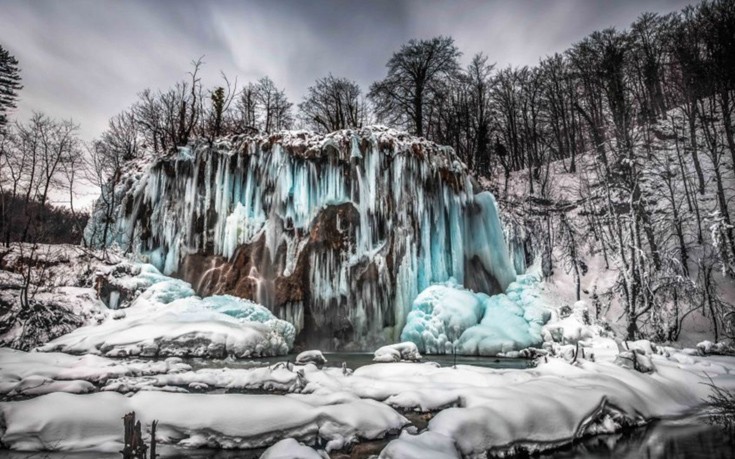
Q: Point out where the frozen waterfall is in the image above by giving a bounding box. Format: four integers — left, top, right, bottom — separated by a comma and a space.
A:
86, 127, 518, 349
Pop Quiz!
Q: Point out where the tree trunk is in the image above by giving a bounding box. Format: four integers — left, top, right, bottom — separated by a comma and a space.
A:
720, 90, 735, 169
688, 105, 705, 195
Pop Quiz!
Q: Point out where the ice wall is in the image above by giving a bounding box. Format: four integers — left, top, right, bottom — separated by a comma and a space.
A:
86, 127, 517, 349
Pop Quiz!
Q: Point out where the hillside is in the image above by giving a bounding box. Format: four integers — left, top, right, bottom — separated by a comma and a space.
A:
492, 103, 735, 346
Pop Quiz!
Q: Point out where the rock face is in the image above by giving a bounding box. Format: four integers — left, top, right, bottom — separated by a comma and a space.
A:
86, 127, 516, 349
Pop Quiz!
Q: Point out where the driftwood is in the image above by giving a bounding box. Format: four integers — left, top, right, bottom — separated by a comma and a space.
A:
120, 412, 157, 459
150, 420, 158, 459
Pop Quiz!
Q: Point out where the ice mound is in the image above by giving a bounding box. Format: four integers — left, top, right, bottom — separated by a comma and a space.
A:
39, 265, 295, 358
401, 275, 550, 355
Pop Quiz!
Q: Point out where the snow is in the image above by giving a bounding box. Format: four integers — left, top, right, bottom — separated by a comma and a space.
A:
0, 244, 140, 350
260, 438, 326, 459
379, 431, 460, 459
697, 340, 735, 355
2, 113, 734, 456
1, 345, 735, 456
38, 265, 295, 358
401, 274, 551, 356
0, 392, 407, 452
0, 348, 192, 397
295, 350, 327, 365
374, 342, 422, 362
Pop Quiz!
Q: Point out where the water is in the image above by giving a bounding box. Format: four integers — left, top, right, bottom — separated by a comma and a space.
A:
544, 417, 734, 459
184, 352, 532, 371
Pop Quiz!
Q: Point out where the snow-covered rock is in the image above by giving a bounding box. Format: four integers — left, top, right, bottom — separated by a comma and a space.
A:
374, 342, 422, 362
614, 350, 655, 373
697, 340, 735, 355
260, 438, 326, 459
295, 350, 328, 366
38, 265, 295, 358
379, 431, 460, 459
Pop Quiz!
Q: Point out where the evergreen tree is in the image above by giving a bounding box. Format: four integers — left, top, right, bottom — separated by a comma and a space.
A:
0, 44, 22, 130
211, 86, 225, 138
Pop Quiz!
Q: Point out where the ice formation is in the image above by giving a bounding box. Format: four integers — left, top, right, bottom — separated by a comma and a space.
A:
40, 265, 295, 358
401, 274, 550, 355
86, 127, 518, 348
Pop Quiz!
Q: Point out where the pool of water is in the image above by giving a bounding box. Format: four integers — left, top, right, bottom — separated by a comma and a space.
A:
184, 352, 533, 371
544, 416, 734, 459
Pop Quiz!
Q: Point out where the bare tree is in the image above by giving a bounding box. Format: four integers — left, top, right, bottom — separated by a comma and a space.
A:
0, 114, 79, 243
254, 76, 293, 133
134, 58, 204, 154
369, 36, 461, 137
234, 82, 260, 133
299, 74, 365, 133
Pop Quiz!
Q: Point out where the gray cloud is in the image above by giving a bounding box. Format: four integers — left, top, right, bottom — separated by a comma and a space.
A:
1, 0, 695, 142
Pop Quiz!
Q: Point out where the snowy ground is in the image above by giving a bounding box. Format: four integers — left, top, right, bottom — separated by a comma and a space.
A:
1, 339, 734, 457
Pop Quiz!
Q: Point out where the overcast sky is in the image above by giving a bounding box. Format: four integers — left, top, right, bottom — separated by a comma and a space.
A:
2, 0, 695, 143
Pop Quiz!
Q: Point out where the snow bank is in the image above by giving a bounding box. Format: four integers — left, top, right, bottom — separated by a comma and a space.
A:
0, 392, 408, 452
401, 275, 550, 356
0, 348, 192, 397
0, 348, 306, 397
38, 265, 295, 358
